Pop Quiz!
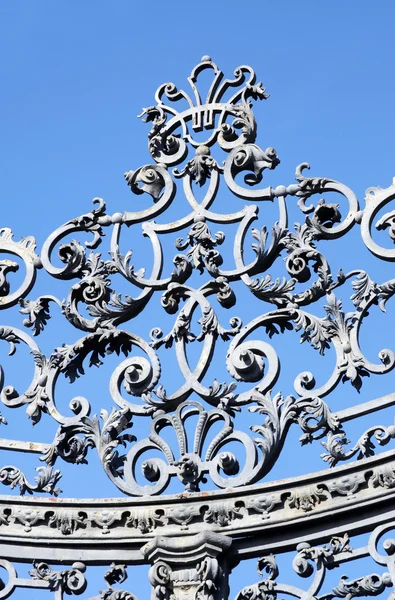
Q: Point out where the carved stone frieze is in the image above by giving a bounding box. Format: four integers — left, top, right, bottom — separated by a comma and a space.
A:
0, 449, 392, 566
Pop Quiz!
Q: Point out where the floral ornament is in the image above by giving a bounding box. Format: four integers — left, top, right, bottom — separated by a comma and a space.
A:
174, 145, 223, 186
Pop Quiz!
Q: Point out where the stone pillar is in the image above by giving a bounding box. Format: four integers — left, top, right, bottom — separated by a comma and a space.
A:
142, 531, 233, 600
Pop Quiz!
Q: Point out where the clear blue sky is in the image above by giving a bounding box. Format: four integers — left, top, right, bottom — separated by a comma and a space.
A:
1, 0, 395, 235
1, 2, 395, 597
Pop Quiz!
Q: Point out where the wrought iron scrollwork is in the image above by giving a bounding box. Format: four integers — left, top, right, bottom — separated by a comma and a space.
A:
0, 57, 395, 498
1, 55, 395, 600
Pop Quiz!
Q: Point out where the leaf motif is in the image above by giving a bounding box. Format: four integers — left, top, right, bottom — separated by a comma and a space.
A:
250, 275, 296, 305
350, 272, 377, 307
19, 297, 53, 336
251, 226, 268, 259
293, 311, 330, 355
0, 327, 20, 355
377, 279, 395, 312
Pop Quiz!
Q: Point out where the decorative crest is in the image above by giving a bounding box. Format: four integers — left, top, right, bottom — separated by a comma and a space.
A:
138, 55, 269, 163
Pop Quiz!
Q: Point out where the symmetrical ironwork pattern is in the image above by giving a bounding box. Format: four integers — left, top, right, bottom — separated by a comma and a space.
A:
1, 56, 395, 600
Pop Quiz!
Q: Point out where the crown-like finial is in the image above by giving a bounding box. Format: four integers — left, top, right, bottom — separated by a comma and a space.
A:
138, 57, 269, 166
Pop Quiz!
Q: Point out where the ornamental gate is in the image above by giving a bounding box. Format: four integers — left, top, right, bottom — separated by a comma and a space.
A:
1, 56, 395, 600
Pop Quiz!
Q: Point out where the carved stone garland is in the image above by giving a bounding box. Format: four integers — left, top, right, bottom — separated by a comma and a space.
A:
0, 56, 395, 599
